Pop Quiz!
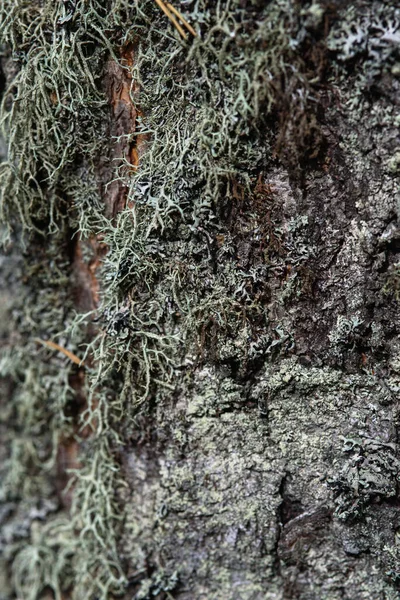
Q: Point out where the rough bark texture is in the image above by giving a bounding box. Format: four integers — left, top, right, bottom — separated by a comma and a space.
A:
0, 1, 400, 599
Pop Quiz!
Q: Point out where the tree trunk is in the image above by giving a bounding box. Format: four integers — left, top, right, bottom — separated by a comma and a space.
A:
1, 1, 400, 599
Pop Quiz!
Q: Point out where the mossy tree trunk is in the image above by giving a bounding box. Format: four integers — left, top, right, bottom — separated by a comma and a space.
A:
1, 1, 400, 599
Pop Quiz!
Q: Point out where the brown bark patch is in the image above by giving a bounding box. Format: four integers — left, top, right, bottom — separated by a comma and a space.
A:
104, 43, 146, 217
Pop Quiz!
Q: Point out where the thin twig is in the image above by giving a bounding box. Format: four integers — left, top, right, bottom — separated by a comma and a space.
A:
165, 2, 197, 37
35, 338, 85, 367
153, 0, 196, 40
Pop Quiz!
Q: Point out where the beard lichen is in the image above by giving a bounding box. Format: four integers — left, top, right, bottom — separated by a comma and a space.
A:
0, 0, 333, 598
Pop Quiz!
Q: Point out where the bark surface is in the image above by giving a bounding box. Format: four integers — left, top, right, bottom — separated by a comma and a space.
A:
0, 1, 399, 599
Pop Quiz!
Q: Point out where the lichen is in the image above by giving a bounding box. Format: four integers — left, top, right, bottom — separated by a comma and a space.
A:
1, 0, 399, 598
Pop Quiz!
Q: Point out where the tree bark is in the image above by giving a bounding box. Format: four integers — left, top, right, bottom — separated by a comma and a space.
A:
1, 1, 400, 599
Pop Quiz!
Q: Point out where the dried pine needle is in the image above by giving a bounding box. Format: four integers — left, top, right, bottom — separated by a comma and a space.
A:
165, 2, 197, 37
153, 0, 197, 39
34, 338, 85, 367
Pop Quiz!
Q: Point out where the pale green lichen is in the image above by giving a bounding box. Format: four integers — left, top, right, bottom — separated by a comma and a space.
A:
3, 0, 396, 598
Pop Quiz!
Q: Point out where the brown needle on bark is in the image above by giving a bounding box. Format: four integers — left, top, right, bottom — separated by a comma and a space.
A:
34, 338, 85, 367
153, 0, 197, 39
